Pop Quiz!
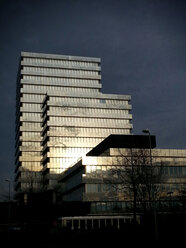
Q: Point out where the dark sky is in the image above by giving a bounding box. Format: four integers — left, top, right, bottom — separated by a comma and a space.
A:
0, 0, 186, 198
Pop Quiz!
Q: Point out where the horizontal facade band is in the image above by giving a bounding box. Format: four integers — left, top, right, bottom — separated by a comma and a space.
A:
41, 152, 91, 159
44, 102, 131, 110
42, 133, 130, 139
21, 70, 102, 80
56, 118, 130, 127
20, 79, 102, 89
20, 106, 131, 114
20, 101, 132, 110
19, 136, 42, 142
21, 51, 101, 63
20, 117, 42, 122
20, 108, 42, 113
20, 114, 132, 122
20, 126, 42, 132
42, 112, 132, 120
41, 141, 103, 148
14, 170, 41, 181
20, 92, 131, 101
18, 156, 42, 162
83, 192, 122, 202
19, 147, 43, 152
20, 87, 100, 95
41, 128, 115, 136
42, 120, 133, 129
41, 161, 81, 169
21, 61, 101, 71
19, 120, 133, 132
41, 127, 131, 137
19, 128, 129, 135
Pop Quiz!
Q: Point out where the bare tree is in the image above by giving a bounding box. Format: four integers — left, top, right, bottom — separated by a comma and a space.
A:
106, 148, 163, 222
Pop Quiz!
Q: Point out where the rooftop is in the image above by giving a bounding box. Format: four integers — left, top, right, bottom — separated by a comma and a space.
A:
86, 134, 156, 156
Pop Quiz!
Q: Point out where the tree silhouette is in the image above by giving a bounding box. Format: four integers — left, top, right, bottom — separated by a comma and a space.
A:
105, 148, 163, 222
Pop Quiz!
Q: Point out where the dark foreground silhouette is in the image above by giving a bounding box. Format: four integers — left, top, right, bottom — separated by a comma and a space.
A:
0, 213, 185, 248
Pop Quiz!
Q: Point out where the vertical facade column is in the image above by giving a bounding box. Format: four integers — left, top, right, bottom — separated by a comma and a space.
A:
104, 218, 107, 228
98, 219, 100, 228
85, 219, 87, 230
71, 220, 74, 230
117, 218, 120, 229
111, 218, 113, 227
78, 219, 81, 229
91, 218, 94, 229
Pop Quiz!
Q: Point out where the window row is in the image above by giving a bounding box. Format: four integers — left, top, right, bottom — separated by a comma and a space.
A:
22, 85, 98, 94
154, 149, 186, 157
160, 183, 186, 192
15, 162, 41, 174
48, 168, 64, 174
49, 116, 130, 127
90, 199, 186, 213
21, 182, 41, 190
23, 75, 99, 85
48, 136, 103, 145
20, 142, 41, 152
21, 161, 41, 169
21, 122, 42, 131
22, 112, 41, 118
22, 141, 41, 147
21, 151, 41, 157
85, 165, 186, 177
21, 171, 42, 179
86, 183, 122, 193
162, 166, 186, 176
49, 96, 129, 106
49, 126, 130, 136
48, 147, 90, 155
20, 129, 129, 141
48, 106, 129, 116
86, 166, 116, 175
86, 183, 186, 193
47, 141, 101, 149
90, 201, 130, 213
154, 158, 186, 164
20, 95, 130, 107
24, 66, 99, 76
21, 93, 44, 103
23, 57, 99, 67
21, 132, 41, 141
21, 113, 41, 121
47, 157, 79, 170
22, 103, 41, 111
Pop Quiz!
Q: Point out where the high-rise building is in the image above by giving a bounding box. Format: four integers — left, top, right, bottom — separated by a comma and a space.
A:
15, 52, 132, 194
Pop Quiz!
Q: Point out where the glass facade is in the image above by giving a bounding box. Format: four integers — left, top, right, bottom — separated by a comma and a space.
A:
15, 52, 132, 193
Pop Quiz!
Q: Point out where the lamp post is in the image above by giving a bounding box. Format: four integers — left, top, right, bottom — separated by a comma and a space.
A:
142, 129, 153, 205
5, 179, 11, 224
142, 129, 152, 165
142, 129, 158, 247
5, 179, 11, 202
142, 129, 153, 208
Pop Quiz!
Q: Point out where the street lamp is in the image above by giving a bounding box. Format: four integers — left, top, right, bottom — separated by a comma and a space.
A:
142, 129, 158, 247
5, 179, 11, 224
5, 179, 11, 202
142, 129, 152, 158
142, 129, 153, 208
